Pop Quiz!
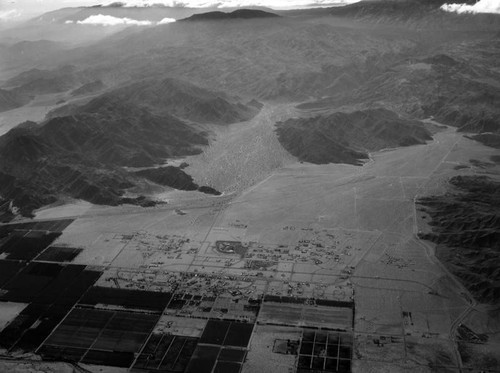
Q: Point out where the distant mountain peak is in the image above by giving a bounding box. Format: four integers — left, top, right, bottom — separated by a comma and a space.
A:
180, 9, 280, 22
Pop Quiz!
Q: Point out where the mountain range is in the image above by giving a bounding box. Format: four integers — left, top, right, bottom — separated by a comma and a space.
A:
0, 77, 255, 216
0, 0, 499, 217
276, 108, 433, 165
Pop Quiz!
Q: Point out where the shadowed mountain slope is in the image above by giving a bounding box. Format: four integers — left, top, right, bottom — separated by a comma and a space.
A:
418, 175, 500, 304
0, 76, 254, 216
101, 77, 259, 124
0, 89, 29, 112
0, 94, 211, 216
276, 108, 432, 165
181, 9, 279, 22
300, 44, 500, 142
1, 65, 95, 108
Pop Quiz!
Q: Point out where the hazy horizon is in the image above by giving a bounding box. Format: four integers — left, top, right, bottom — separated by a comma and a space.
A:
0, 0, 359, 22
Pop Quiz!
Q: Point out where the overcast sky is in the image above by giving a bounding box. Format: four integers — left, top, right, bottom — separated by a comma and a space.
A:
0, 0, 358, 21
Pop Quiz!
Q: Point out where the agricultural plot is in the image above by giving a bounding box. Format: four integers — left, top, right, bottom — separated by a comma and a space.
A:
0, 262, 61, 303
133, 334, 199, 373
0, 302, 26, 330
186, 345, 247, 373
154, 315, 208, 337
0, 220, 74, 261
41, 308, 158, 368
297, 330, 353, 373
243, 325, 301, 373
199, 320, 254, 348
78, 286, 172, 313
0, 260, 25, 287
0, 231, 62, 261
0, 263, 101, 352
0, 219, 74, 232
166, 292, 260, 322
259, 301, 353, 330
35, 246, 83, 262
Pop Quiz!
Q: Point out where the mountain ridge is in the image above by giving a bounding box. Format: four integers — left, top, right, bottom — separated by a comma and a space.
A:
276, 108, 433, 165
0, 77, 253, 216
180, 9, 280, 22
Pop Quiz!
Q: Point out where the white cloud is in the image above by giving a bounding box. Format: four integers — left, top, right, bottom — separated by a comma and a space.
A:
67, 14, 176, 26
0, 8, 22, 21
103, 0, 359, 9
441, 0, 500, 14
158, 17, 176, 24
76, 13, 154, 25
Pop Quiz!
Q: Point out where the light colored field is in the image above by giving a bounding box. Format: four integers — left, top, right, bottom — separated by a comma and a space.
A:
0, 302, 27, 329
154, 316, 207, 337
242, 325, 301, 373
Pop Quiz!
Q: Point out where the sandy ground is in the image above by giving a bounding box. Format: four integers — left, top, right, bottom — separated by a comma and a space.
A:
242, 325, 301, 373
34, 200, 93, 220
185, 103, 298, 193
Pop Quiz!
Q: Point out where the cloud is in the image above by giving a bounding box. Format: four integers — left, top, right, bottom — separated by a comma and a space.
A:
441, 0, 500, 14
103, 0, 360, 9
0, 8, 22, 21
65, 14, 177, 26
75, 14, 154, 25
158, 17, 176, 24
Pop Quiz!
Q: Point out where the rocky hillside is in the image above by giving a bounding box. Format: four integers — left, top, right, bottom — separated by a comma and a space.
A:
276, 108, 432, 165
0, 81, 227, 216
417, 175, 500, 304
70, 80, 105, 96
0, 89, 29, 113
101, 77, 259, 124
329, 0, 499, 29
301, 47, 500, 145
0, 65, 96, 111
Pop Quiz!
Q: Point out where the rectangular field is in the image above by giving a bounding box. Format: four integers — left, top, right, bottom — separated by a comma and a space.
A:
297, 330, 353, 372
0, 232, 61, 261
78, 286, 172, 313
199, 320, 254, 348
35, 246, 83, 262
133, 334, 198, 372
258, 302, 353, 330
41, 308, 159, 368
